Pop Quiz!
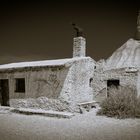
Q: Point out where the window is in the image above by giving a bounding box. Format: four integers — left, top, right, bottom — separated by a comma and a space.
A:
15, 78, 25, 92
89, 78, 93, 87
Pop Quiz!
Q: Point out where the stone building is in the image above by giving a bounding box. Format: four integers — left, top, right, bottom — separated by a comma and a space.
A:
93, 39, 140, 102
93, 67, 139, 102
92, 11, 140, 102
0, 37, 95, 106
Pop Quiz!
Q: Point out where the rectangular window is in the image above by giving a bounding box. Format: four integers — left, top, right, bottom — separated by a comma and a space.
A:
15, 78, 25, 92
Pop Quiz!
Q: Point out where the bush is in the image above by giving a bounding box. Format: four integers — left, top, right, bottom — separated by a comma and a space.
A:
97, 86, 140, 119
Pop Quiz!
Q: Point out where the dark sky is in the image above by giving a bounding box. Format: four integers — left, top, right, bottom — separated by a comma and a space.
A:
0, 0, 139, 64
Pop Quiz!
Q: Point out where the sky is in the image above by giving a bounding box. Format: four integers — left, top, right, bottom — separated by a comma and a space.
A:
0, 0, 139, 64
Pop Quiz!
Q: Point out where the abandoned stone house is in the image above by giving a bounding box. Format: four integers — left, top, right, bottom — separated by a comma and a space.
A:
0, 11, 140, 107
92, 39, 140, 102
93, 66, 139, 102
0, 37, 95, 106
92, 12, 140, 101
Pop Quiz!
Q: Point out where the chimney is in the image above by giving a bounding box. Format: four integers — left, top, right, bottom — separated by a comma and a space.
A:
135, 10, 140, 40
73, 36, 86, 57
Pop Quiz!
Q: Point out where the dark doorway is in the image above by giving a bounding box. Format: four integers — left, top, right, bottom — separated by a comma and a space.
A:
0, 79, 10, 106
107, 79, 120, 97
107, 79, 120, 88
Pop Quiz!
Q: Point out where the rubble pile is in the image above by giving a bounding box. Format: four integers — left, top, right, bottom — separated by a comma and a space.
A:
10, 97, 80, 113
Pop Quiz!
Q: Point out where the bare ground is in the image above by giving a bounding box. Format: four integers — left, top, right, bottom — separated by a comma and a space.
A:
0, 108, 140, 140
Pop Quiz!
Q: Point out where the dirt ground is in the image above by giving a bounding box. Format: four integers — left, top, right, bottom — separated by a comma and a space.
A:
0, 108, 140, 140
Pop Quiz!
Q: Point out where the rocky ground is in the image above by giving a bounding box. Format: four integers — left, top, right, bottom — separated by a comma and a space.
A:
0, 106, 140, 140
10, 97, 80, 113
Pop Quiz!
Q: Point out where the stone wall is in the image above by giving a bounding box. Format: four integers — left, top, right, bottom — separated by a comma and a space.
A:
60, 57, 95, 103
92, 68, 138, 102
0, 66, 68, 99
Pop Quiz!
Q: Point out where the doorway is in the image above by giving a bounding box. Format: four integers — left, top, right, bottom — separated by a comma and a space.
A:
107, 79, 120, 88
0, 79, 10, 106
107, 79, 120, 97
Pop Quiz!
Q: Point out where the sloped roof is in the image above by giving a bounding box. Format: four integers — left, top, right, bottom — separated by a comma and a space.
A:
105, 39, 140, 70
0, 57, 94, 70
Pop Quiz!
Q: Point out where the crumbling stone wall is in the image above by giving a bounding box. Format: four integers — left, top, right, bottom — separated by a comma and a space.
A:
92, 67, 138, 101
0, 66, 68, 99
60, 57, 95, 103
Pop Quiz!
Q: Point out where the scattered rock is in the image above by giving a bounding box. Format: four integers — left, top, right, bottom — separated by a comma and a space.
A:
10, 97, 80, 113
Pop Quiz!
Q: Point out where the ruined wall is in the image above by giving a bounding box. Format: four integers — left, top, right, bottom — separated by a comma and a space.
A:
92, 68, 138, 101
60, 57, 95, 103
0, 66, 69, 99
